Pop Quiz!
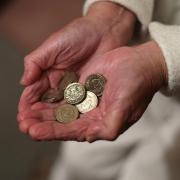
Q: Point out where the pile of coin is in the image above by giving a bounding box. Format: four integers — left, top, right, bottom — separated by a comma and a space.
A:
41, 71, 106, 124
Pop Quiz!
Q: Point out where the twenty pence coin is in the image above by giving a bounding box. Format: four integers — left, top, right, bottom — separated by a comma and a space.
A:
64, 83, 86, 105
85, 74, 106, 97
55, 104, 79, 123
76, 91, 98, 113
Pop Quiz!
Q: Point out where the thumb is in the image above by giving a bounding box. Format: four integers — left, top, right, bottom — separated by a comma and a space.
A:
20, 18, 99, 86
20, 41, 56, 86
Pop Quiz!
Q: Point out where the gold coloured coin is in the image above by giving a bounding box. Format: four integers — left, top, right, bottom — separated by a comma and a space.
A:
41, 89, 63, 103
55, 104, 79, 123
64, 83, 86, 105
76, 91, 98, 113
85, 74, 106, 97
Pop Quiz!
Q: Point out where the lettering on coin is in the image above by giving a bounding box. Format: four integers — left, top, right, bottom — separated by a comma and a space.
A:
55, 104, 79, 123
64, 83, 86, 104
85, 74, 106, 97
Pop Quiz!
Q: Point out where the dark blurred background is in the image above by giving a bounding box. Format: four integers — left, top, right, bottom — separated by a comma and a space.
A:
0, 1, 83, 180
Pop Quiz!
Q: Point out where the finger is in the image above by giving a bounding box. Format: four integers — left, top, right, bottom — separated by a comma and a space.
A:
18, 76, 49, 112
18, 108, 56, 122
20, 39, 57, 86
28, 118, 91, 141
48, 69, 64, 88
20, 26, 89, 86
31, 102, 59, 110
19, 119, 39, 134
20, 46, 64, 86
17, 113, 23, 122
20, 57, 42, 86
31, 99, 66, 110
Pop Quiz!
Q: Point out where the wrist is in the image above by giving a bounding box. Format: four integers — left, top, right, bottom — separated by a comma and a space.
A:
134, 41, 168, 91
85, 2, 136, 39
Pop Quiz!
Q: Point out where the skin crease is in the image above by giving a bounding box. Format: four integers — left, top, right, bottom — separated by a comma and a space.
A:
17, 2, 168, 142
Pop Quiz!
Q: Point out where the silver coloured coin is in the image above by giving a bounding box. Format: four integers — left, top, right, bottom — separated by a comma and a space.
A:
76, 91, 98, 113
85, 74, 106, 97
64, 83, 86, 105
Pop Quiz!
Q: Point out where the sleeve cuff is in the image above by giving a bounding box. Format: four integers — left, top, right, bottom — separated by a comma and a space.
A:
83, 0, 154, 31
149, 22, 180, 94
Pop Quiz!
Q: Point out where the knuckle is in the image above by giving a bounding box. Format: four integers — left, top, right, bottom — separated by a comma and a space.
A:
24, 55, 31, 63
24, 54, 36, 65
86, 124, 101, 137
84, 125, 102, 143
24, 56, 32, 67
103, 129, 118, 141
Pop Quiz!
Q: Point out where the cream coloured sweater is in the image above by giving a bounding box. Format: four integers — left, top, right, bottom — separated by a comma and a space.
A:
84, 0, 180, 95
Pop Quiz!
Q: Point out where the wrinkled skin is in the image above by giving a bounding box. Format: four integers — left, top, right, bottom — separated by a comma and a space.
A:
18, 40, 167, 142
18, 9, 135, 111
17, 3, 167, 142
18, 4, 136, 140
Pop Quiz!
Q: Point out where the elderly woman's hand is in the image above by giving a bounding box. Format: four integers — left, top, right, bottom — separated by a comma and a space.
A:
18, 2, 136, 113
20, 2, 136, 86
18, 2, 136, 128
18, 41, 167, 142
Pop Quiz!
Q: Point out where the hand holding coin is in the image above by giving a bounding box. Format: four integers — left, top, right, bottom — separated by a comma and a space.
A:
40, 70, 106, 124
18, 10, 137, 142
18, 45, 158, 142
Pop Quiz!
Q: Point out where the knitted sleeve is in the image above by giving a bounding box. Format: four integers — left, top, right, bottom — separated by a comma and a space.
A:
83, 0, 154, 31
